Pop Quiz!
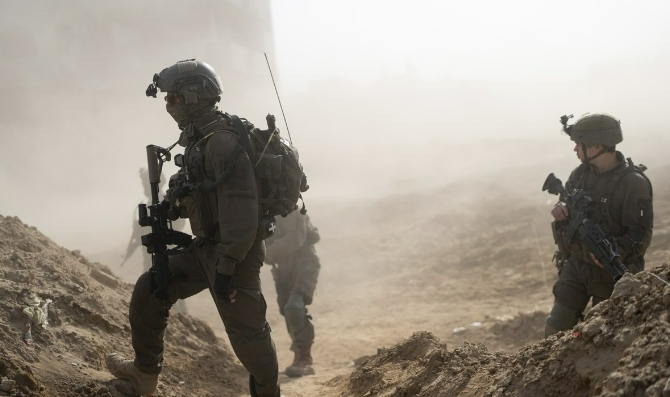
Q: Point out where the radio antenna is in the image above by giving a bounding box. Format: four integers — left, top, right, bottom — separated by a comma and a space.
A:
264, 53, 293, 144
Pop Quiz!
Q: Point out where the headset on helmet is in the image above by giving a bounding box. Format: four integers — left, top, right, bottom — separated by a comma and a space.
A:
146, 59, 223, 104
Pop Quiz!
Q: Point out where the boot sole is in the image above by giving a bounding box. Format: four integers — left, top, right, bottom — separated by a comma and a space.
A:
285, 366, 316, 378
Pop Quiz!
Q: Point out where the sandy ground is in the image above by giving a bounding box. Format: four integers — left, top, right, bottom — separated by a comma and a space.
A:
185, 182, 569, 396
2, 163, 666, 396
185, 166, 670, 396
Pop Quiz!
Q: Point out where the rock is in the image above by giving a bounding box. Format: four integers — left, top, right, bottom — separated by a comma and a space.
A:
612, 327, 635, 347
606, 371, 627, 392
5, 270, 34, 284
90, 269, 119, 289
663, 286, 670, 306
593, 335, 604, 347
612, 274, 644, 300
663, 377, 670, 397
586, 300, 608, 319
0, 377, 16, 392
581, 317, 605, 342
623, 305, 637, 321
646, 379, 664, 397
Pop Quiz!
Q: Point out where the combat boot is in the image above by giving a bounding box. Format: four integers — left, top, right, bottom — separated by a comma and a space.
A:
105, 353, 158, 396
285, 345, 315, 377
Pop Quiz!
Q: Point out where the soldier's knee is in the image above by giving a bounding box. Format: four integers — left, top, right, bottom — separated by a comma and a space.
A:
283, 293, 306, 332
284, 292, 305, 312
545, 301, 580, 338
284, 308, 306, 333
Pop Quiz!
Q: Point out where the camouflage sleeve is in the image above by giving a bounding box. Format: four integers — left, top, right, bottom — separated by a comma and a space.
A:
616, 172, 653, 260
206, 132, 259, 263
265, 213, 308, 260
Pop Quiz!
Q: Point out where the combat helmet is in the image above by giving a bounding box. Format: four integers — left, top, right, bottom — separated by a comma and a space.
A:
146, 59, 223, 104
565, 113, 623, 147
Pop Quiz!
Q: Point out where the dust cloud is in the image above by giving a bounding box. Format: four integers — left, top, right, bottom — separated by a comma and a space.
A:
0, 0, 668, 287
1, 1, 670, 395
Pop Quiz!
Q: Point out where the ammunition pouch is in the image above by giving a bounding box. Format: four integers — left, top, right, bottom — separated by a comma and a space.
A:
551, 220, 568, 251
551, 221, 571, 272
552, 250, 570, 274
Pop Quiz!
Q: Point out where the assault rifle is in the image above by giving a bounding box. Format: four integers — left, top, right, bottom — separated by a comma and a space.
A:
543, 173, 628, 281
138, 145, 193, 318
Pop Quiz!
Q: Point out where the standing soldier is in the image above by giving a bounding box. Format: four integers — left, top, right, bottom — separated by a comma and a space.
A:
545, 113, 653, 337
265, 211, 321, 377
106, 60, 281, 397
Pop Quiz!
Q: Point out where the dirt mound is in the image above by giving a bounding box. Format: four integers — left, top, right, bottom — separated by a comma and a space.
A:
0, 215, 247, 397
486, 264, 670, 397
344, 332, 503, 397
342, 264, 670, 397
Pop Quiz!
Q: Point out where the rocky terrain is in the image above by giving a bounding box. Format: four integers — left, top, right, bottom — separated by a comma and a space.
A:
0, 215, 248, 396
340, 264, 670, 397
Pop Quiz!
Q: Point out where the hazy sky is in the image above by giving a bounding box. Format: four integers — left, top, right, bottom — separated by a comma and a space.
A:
271, 0, 670, 91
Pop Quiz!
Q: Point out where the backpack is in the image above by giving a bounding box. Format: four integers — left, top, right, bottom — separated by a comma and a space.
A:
228, 113, 309, 218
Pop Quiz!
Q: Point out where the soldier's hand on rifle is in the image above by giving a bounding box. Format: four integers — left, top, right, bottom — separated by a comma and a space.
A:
589, 253, 605, 269
214, 259, 237, 303
551, 202, 569, 221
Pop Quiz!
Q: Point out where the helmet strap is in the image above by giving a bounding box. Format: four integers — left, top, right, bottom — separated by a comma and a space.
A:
582, 143, 607, 164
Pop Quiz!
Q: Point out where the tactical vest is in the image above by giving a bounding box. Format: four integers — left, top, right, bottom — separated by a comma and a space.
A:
568, 157, 651, 237
180, 118, 233, 238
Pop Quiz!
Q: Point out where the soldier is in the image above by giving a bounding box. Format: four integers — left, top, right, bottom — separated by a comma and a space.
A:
265, 211, 321, 377
106, 60, 280, 397
545, 113, 653, 337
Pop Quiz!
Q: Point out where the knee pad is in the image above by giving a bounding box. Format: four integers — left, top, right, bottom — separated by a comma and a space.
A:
545, 302, 580, 337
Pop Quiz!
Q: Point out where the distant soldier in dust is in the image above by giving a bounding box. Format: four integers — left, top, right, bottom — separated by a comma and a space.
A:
545, 113, 653, 337
120, 168, 160, 272
265, 211, 321, 377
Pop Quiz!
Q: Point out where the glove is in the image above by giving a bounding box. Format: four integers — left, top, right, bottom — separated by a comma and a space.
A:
214, 272, 234, 303
214, 258, 236, 303
166, 171, 193, 203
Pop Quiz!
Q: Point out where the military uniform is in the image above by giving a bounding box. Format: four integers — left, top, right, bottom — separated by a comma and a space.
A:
545, 114, 653, 337
265, 211, 320, 377
553, 152, 653, 304
107, 60, 280, 397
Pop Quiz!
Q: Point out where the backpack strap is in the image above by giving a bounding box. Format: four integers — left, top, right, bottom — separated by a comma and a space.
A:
602, 158, 652, 203
599, 157, 651, 234
627, 157, 653, 197
183, 122, 246, 193
229, 114, 255, 161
